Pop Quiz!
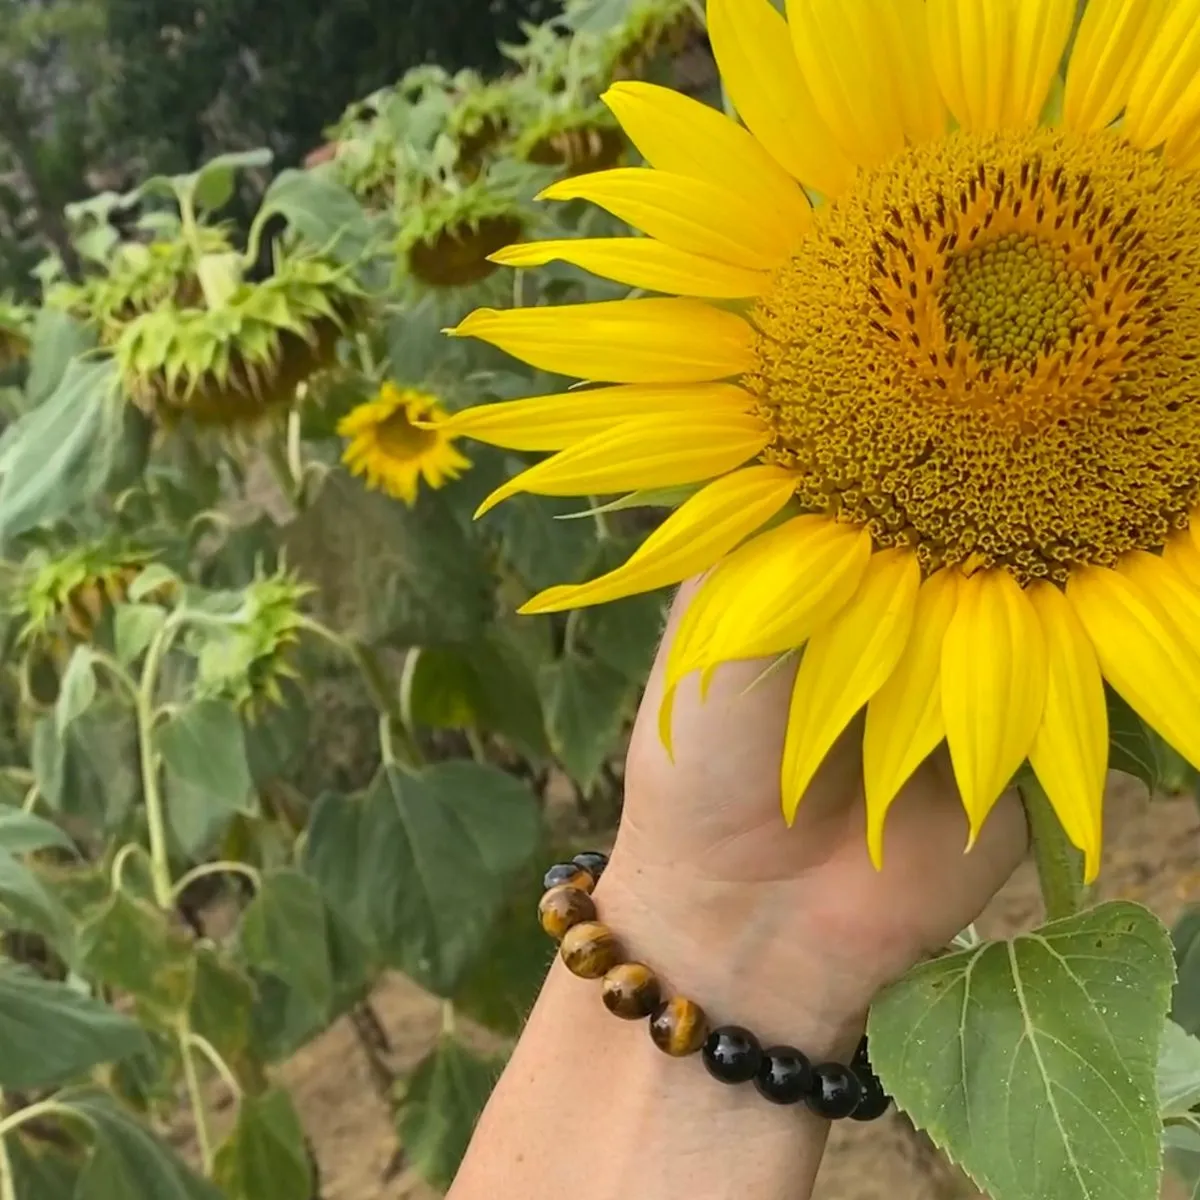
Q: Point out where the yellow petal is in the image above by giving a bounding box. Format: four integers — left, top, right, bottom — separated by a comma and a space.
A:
489, 238, 769, 299
784, 0, 944, 167
862, 568, 959, 867
928, 0, 1074, 131
1118, 550, 1200, 657
941, 569, 1047, 845
1026, 582, 1107, 884
1125, 0, 1200, 149
520, 465, 797, 613
1165, 529, 1200, 589
1063, 0, 1168, 133
781, 548, 921, 823
1167, 113, 1200, 171
474, 411, 770, 517
432, 382, 752, 452
601, 81, 812, 232
664, 516, 872, 689
446, 299, 755, 384
1068, 564, 1200, 772
539, 168, 797, 271
706, 0, 854, 197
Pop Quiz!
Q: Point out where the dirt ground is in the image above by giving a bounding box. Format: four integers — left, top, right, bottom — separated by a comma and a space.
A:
258, 776, 1200, 1200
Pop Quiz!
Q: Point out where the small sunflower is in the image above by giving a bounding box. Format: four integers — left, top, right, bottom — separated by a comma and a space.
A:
339, 383, 470, 506
444, 0, 1200, 880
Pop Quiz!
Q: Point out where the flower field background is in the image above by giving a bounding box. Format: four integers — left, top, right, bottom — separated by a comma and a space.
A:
1, 1, 1200, 1199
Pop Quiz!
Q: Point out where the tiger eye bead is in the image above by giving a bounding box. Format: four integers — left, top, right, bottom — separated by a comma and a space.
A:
601, 962, 662, 1020
538, 884, 597, 940
649, 996, 709, 1057
560, 921, 622, 979
543, 862, 596, 893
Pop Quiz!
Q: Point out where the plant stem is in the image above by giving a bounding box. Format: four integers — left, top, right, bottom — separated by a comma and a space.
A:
137, 618, 182, 910
171, 860, 262, 903
178, 1019, 213, 1173
186, 1032, 243, 1102
0, 1092, 14, 1200
1019, 776, 1086, 922
0, 1099, 75, 1141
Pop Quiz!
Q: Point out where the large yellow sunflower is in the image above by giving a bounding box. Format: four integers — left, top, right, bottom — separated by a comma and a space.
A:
441, 0, 1200, 880
339, 383, 470, 506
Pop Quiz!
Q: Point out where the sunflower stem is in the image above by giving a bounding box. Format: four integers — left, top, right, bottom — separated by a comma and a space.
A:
1020, 775, 1086, 922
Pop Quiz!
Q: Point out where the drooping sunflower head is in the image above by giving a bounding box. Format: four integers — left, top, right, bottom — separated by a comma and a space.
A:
514, 102, 628, 178
593, 0, 704, 81
338, 382, 470, 507
0, 295, 33, 370
193, 565, 315, 721
444, 0, 1200, 880
17, 541, 164, 650
115, 249, 365, 429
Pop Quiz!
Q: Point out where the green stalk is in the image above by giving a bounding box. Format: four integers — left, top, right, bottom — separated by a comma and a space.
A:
1019, 775, 1086, 922
0, 1091, 15, 1200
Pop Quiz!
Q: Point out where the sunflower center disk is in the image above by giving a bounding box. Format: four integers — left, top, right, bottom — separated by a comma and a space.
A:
748, 127, 1200, 582
377, 407, 439, 457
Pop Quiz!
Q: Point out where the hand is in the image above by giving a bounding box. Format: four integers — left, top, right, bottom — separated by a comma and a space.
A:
596, 580, 1029, 1051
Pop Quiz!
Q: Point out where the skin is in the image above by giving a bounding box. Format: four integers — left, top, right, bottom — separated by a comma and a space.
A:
449, 581, 1028, 1200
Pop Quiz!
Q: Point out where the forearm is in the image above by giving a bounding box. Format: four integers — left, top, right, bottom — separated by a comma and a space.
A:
449, 862, 866, 1200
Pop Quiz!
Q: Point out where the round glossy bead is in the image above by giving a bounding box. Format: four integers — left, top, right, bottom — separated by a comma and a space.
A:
702, 1026, 762, 1085
560, 921, 622, 979
537, 884, 597, 941
754, 1046, 815, 1105
543, 862, 595, 893
602, 962, 661, 1019
807, 1062, 863, 1120
572, 851, 609, 880
649, 996, 709, 1057
850, 1071, 891, 1122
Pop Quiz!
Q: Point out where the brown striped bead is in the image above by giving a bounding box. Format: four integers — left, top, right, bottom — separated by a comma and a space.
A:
543, 862, 596, 894
601, 962, 662, 1020
538, 885, 596, 941
650, 996, 709, 1057
560, 921, 622, 979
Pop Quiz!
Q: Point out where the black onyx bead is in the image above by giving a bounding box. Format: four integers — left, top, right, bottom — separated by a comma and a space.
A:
572, 851, 609, 880
850, 1071, 891, 1122
853, 1035, 872, 1071
543, 862, 595, 892
807, 1062, 863, 1120
753, 1046, 814, 1105
702, 1026, 762, 1085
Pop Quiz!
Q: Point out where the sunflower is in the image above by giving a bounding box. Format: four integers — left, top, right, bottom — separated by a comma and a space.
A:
442, 0, 1200, 881
339, 383, 470, 506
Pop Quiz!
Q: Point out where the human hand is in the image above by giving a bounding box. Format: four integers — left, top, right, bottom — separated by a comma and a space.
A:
596, 579, 1029, 1051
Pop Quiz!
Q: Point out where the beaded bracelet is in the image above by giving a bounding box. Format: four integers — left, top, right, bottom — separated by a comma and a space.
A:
538, 851, 892, 1122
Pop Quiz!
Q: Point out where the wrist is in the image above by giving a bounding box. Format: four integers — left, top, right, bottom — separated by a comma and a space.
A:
593, 852, 869, 1060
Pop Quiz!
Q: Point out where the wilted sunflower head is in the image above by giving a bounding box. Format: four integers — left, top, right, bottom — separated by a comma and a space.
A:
17, 542, 164, 647
0, 295, 33, 370
594, 0, 703, 81
398, 184, 528, 290
515, 102, 628, 178
338, 382, 470, 507
445, 0, 1200, 881
115, 249, 365, 429
194, 566, 314, 720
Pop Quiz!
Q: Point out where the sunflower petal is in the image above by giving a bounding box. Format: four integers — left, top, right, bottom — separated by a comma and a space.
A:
928, 0, 1074, 130
520, 465, 797, 614
706, 0, 854, 197
1069, 564, 1200, 773
941, 569, 1047, 845
1027, 582, 1107, 884
1165, 530, 1200, 589
1118, 551, 1200, 659
474, 411, 769, 517
489, 238, 770, 299
432, 382, 752, 452
446, 299, 755, 384
862, 567, 959, 867
781, 548, 920, 823
1167, 114, 1200, 171
1063, 0, 1168, 134
1125, 0, 1200, 149
601, 81, 812, 231
539, 168, 798, 271
784, 0, 944, 167
664, 516, 872, 689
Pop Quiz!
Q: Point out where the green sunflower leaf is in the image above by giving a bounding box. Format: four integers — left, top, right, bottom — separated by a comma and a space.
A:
868, 901, 1175, 1200
1159, 1019, 1200, 1117
397, 1035, 502, 1192
212, 1088, 313, 1200
1106, 687, 1162, 793
539, 652, 632, 791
